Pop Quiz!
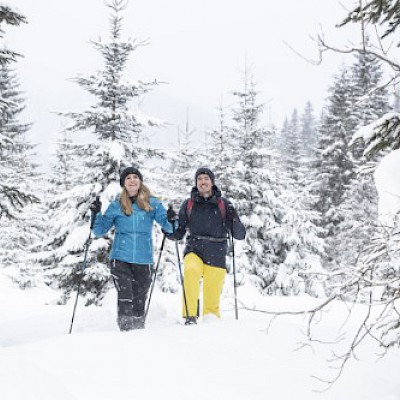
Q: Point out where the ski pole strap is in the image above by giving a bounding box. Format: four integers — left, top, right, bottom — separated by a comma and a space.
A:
188, 234, 228, 243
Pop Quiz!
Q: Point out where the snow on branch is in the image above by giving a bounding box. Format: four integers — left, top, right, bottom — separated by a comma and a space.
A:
0, 4, 26, 29
339, 0, 400, 44
350, 112, 400, 157
0, 184, 38, 219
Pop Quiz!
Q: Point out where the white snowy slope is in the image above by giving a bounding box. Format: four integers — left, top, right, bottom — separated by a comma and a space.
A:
1, 272, 400, 400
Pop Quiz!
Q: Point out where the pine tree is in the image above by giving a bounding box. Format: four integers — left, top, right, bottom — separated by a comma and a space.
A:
0, 7, 35, 219
227, 67, 300, 294
274, 117, 326, 296
205, 98, 236, 195
335, 49, 390, 274
42, 0, 164, 305
170, 111, 198, 194
300, 101, 317, 160
0, 59, 42, 283
312, 67, 356, 257
0, 5, 26, 70
279, 108, 305, 183
39, 132, 82, 299
155, 113, 199, 295
277, 117, 289, 160
307, 0, 400, 357
338, 2, 400, 156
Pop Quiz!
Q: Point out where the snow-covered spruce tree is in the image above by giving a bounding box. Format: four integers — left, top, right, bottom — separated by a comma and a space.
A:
227, 67, 325, 296
0, 6, 43, 286
276, 117, 326, 295
38, 132, 82, 298
207, 99, 237, 198
3, 201, 46, 289
0, 59, 42, 287
278, 104, 319, 191
169, 112, 199, 195
311, 66, 357, 272
350, 42, 390, 159
227, 68, 279, 289
277, 116, 289, 159
270, 102, 326, 296
155, 114, 200, 294
0, 4, 26, 72
281, 1, 400, 369
296, 101, 321, 210
334, 49, 390, 279
0, 7, 35, 220
337, 0, 400, 352
280, 109, 303, 177
320, 1, 400, 158
43, 0, 163, 305
300, 101, 317, 160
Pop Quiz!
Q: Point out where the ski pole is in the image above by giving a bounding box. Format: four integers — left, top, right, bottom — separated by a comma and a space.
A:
144, 233, 167, 322
175, 240, 190, 319
230, 231, 239, 320
68, 198, 98, 334
68, 229, 92, 334
167, 205, 190, 319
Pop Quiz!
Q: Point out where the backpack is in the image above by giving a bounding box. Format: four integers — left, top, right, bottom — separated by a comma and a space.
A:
186, 197, 226, 222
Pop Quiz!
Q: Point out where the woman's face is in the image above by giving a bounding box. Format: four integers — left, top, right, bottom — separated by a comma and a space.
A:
196, 174, 213, 198
124, 174, 141, 196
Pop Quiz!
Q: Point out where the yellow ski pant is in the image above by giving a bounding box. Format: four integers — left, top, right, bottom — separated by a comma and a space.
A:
182, 252, 227, 318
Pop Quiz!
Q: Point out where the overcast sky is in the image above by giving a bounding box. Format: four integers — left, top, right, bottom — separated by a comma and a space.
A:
6, 0, 353, 167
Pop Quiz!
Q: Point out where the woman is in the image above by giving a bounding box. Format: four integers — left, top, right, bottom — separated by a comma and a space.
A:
91, 167, 173, 331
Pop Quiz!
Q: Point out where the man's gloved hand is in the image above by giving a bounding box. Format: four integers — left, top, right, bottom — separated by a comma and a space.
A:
90, 196, 102, 215
167, 205, 177, 223
162, 228, 177, 241
226, 203, 238, 222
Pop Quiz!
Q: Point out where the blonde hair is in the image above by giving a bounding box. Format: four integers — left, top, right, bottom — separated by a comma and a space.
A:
120, 182, 153, 215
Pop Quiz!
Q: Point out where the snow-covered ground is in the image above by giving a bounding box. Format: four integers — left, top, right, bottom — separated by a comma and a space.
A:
1, 272, 399, 400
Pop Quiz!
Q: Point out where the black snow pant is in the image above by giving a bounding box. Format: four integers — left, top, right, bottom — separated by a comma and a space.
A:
110, 259, 152, 331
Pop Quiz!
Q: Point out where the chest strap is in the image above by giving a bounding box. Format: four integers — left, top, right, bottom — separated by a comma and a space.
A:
188, 234, 227, 243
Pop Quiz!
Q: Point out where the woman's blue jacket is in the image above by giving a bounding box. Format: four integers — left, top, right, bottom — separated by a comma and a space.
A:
93, 197, 173, 265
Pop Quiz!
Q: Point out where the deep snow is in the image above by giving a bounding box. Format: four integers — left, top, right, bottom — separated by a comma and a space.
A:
1, 272, 400, 400
2, 148, 400, 400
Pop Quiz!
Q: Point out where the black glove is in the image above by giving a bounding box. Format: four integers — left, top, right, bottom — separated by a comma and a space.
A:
226, 203, 238, 222
167, 205, 177, 223
162, 228, 177, 241
90, 196, 102, 215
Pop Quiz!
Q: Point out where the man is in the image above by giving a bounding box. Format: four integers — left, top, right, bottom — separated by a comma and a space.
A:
167, 167, 246, 325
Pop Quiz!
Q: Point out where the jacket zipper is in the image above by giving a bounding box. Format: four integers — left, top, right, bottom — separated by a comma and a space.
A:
133, 205, 136, 262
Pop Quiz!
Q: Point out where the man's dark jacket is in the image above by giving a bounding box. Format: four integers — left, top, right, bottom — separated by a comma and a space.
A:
172, 186, 246, 269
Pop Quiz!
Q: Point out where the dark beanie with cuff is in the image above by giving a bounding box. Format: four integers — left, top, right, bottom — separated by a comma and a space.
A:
194, 167, 215, 185
120, 167, 143, 187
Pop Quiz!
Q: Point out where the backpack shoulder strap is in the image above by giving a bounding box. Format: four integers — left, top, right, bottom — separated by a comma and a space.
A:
218, 197, 226, 222
186, 197, 226, 222
186, 198, 194, 220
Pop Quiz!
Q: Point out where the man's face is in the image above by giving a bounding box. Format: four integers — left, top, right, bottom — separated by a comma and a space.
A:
196, 173, 213, 197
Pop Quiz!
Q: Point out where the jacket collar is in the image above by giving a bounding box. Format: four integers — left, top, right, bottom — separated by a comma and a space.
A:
190, 185, 221, 204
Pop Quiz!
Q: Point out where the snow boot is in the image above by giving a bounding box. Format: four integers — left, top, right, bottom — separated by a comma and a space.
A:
132, 316, 145, 329
184, 316, 198, 325
118, 316, 134, 331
